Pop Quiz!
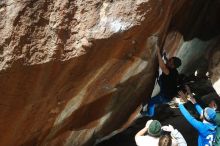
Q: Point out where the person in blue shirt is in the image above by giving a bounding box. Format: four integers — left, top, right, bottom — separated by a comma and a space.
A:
177, 91, 217, 146
185, 85, 220, 146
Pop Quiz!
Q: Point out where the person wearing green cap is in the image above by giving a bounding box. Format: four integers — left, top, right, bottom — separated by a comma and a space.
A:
135, 120, 187, 146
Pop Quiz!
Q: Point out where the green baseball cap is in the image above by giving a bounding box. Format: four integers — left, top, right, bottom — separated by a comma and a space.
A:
148, 120, 162, 137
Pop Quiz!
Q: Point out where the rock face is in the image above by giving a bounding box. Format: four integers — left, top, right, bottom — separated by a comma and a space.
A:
208, 43, 220, 95
0, 0, 219, 146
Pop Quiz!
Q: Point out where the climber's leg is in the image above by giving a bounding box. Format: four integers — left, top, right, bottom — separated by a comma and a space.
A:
146, 94, 170, 117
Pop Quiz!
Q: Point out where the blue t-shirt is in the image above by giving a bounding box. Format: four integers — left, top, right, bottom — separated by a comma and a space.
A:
179, 104, 216, 146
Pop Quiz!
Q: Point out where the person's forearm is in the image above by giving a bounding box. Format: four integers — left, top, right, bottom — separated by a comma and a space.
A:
157, 47, 163, 65
179, 104, 203, 131
156, 46, 169, 75
163, 52, 168, 62
194, 103, 203, 115
135, 127, 148, 137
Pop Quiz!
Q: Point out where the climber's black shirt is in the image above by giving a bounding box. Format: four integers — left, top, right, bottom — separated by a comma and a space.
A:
158, 68, 179, 99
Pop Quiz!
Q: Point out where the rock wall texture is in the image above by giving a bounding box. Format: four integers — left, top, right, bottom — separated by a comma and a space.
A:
0, 0, 219, 146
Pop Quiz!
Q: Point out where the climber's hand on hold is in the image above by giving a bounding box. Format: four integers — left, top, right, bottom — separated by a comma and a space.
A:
146, 35, 159, 50
148, 35, 169, 75
151, 35, 159, 47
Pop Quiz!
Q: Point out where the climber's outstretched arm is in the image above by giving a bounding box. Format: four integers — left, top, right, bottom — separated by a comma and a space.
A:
156, 44, 169, 75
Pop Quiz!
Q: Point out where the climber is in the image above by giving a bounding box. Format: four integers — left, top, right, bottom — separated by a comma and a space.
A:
135, 120, 187, 146
177, 91, 217, 146
185, 85, 220, 146
142, 38, 182, 117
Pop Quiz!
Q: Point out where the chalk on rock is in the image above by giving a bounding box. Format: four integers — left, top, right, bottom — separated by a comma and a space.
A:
146, 35, 159, 49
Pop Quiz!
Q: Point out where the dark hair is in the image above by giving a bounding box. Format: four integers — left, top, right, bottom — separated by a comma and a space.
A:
158, 134, 172, 146
172, 57, 182, 68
